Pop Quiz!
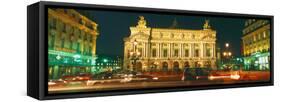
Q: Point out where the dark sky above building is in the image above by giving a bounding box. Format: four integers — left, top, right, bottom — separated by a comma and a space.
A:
78, 9, 246, 57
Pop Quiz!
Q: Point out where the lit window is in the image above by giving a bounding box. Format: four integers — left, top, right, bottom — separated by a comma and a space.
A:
263, 31, 266, 38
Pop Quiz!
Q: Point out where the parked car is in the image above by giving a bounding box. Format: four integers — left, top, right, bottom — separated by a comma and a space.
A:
182, 68, 211, 81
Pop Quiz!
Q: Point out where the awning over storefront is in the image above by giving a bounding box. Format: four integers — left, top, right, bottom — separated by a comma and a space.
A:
48, 50, 96, 66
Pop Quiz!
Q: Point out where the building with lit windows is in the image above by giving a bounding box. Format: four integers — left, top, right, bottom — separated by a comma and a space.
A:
123, 16, 217, 72
93, 55, 123, 74
48, 8, 99, 80
242, 19, 270, 70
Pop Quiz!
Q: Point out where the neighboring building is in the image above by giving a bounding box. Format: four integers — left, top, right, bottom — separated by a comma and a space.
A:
123, 16, 217, 72
48, 8, 99, 80
242, 19, 270, 70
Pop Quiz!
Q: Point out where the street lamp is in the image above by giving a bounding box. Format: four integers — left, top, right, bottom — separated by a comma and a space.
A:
228, 52, 232, 56
223, 43, 232, 58
223, 52, 227, 56
225, 43, 229, 48
223, 43, 232, 70
133, 39, 138, 46
103, 59, 108, 63
130, 39, 141, 73
223, 51, 232, 58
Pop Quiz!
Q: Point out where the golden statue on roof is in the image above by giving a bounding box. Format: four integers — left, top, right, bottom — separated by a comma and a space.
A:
136, 16, 147, 28
203, 20, 211, 30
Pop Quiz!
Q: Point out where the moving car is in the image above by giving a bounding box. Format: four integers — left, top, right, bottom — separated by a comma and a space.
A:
76, 73, 92, 81
61, 73, 93, 86
48, 79, 66, 87
182, 68, 211, 81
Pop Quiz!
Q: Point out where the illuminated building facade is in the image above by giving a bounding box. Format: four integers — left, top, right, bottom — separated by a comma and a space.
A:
242, 19, 270, 70
123, 16, 217, 72
48, 8, 99, 80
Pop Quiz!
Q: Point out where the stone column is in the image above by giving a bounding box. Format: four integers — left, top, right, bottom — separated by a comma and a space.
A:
168, 43, 171, 58
171, 43, 173, 57
213, 43, 216, 58
146, 42, 149, 58
142, 42, 145, 58
180, 43, 183, 57
201, 42, 204, 58
144, 42, 147, 57
182, 44, 185, 58
203, 43, 206, 58
158, 43, 160, 58
189, 43, 191, 58
152, 42, 158, 58
159, 43, 162, 58
168, 61, 172, 71
191, 43, 194, 58
189, 61, 194, 68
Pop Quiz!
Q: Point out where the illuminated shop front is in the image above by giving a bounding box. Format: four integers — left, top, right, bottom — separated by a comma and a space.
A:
243, 52, 270, 70
48, 50, 95, 80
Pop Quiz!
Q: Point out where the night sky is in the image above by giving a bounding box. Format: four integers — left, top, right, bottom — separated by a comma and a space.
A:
78, 9, 246, 57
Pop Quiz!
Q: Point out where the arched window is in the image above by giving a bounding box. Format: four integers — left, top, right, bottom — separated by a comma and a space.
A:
206, 44, 212, 57
162, 62, 168, 72
174, 49, 179, 57
152, 49, 156, 57
185, 49, 189, 57
194, 44, 200, 57
163, 49, 168, 57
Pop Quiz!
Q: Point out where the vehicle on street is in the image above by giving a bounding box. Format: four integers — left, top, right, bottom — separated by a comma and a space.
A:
61, 73, 92, 86
182, 68, 211, 81
48, 79, 67, 87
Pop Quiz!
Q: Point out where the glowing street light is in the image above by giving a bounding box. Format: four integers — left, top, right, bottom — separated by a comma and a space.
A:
223, 51, 232, 57
133, 39, 138, 45
103, 59, 108, 63
225, 43, 229, 48
222, 43, 233, 70
228, 52, 232, 56
223, 52, 227, 56
223, 43, 232, 58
